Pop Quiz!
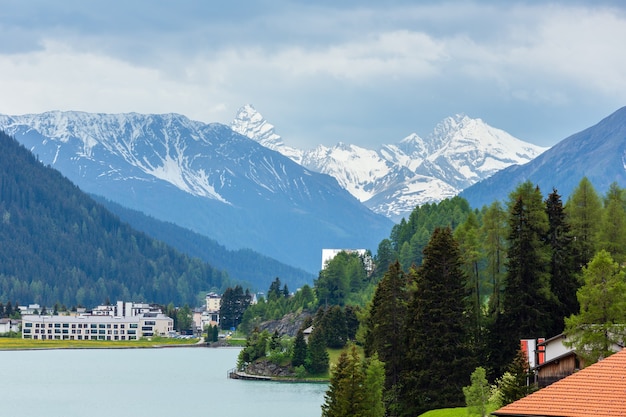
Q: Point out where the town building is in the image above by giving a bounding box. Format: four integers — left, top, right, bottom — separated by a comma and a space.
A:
0, 318, 20, 334
521, 333, 623, 388
493, 348, 626, 416
21, 301, 173, 341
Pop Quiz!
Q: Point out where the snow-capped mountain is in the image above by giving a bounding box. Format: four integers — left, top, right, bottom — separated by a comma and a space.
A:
0, 111, 393, 274
232, 105, 548, 221
460, 106, 626, 209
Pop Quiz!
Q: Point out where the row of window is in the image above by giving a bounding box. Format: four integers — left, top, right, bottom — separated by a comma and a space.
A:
24, 334, 139, 341
25, 322, 140, 329
24, 328, 138, 335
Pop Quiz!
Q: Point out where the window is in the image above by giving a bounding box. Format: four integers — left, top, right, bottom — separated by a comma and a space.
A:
62, 323, 69, 328
25, 322, 33, 328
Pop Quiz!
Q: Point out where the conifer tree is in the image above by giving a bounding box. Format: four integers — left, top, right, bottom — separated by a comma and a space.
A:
364, 261, 409, 408
321, 345, 385, 417
564, 250, 626, 363
545, 188, 579, 335
481, 201, 507, 316
598, 182, 626, 264
399, 227, 474, 416
567, 177, 602, 269
463, 367, 491, 417
306, 325, 329, 374
455, 211, 484, 346
362, 353, 386, 417
292, 328, 308, 368
491, 181, 553, 376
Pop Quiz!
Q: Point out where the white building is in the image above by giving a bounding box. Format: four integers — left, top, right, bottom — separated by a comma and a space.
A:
0, 318, 20, 334
21, 312, 173, 341
18, 301, 173, 340
205, 293, 221, 313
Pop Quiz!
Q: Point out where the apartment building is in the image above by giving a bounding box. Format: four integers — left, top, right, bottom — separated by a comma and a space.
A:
22, 312, 173, 341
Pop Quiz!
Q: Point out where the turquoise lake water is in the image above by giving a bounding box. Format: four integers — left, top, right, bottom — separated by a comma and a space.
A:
0, 347, 327, 417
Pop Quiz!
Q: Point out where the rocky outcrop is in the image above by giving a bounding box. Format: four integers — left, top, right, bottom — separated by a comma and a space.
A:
246, 359, 296, 378
257, 311, 312, 337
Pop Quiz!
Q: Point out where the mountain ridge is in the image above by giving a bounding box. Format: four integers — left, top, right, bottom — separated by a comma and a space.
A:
0, 111, 393, 274
460, 106, 626, 208
231, 104, 547, 221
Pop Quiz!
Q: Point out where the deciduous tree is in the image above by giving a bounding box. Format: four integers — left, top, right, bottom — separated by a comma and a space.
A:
564, 250, 626, 363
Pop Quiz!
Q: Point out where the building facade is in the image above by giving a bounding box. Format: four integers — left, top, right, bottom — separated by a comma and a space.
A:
22, 312, 173, 341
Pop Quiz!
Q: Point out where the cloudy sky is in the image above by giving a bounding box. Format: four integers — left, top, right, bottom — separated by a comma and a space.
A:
1, 0, 625, 149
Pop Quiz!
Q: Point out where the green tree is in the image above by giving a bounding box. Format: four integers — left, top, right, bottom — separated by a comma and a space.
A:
268, 277, 283, 301
567, 177, 602, 269
496, 348, 535, 406
362, 353, 386, 417
238, 327, 270, 369
455, 211, 484, 346
321, 345, 385, 417
364, 261, 409, 407
176, 304, 193, 333
306, 325, 329, 375
463, 367, 491, 417
400, 227, 475, 416
220, 285, 252, 330
491, 181, 553, 376
322, 305, 348, 349
344, 305, 360, 341
564, 250, 626, 364
292, 328, 308, 368
545, 188, 579, 335
481, 201, 507, 316
598, 182, 626, 264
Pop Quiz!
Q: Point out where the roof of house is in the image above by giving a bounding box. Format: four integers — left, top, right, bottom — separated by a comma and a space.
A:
492, 348, 626, 417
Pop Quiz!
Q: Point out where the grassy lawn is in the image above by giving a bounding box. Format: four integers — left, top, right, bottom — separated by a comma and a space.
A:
0, 336, 200, 350
418, 407, 467, 417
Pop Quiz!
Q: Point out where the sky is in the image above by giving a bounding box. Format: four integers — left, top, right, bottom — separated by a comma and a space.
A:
1, 0, 626, 149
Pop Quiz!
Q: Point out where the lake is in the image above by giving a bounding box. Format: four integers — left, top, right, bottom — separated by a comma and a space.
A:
0, 347, 327, 417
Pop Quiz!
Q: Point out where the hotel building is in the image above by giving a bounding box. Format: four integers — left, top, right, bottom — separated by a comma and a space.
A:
22, 312, 173, 341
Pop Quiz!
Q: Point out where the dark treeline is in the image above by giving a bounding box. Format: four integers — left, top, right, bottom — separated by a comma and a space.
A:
0, 131, 230, 308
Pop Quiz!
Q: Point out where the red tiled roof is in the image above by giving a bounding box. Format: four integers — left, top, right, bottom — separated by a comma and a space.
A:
492, 348, 626, 417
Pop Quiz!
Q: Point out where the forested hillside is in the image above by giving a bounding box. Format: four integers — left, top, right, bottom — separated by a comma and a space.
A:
92, 196, 315, 290
0, 131, 230, 307
241, 176, 626, 416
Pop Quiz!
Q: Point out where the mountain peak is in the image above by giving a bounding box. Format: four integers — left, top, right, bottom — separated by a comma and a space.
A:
231, 104, 283, 147
230, 104, 303, 162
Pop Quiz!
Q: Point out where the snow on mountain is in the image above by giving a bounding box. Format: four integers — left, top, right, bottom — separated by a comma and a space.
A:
0, 110, 393, 273
231, 104, 303, 163
233, 106, 548, 221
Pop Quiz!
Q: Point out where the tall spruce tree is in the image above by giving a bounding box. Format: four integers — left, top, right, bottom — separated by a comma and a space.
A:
306, 325, 329, 374
292, 327, 308, 368
364, 261, 410, 409
490, 181, 553, 377
545, 188, 579, 335
399, 227, 474, 416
